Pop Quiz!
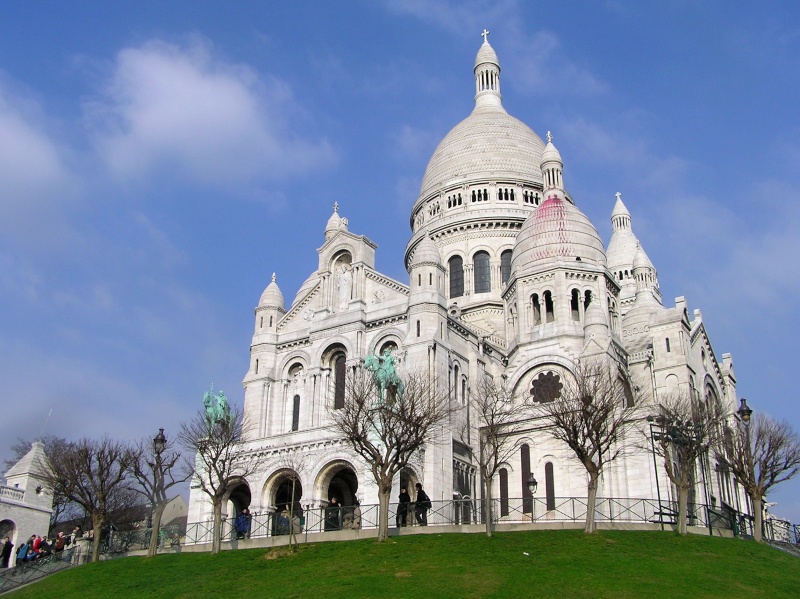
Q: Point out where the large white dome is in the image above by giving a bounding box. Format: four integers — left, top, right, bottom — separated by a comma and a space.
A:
419, 109, 545, 198
417, 39, 545, 200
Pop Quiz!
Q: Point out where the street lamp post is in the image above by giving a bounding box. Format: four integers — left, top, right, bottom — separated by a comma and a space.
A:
646, 416, 665, 531
737, 398, 754, 536
150, 428, 167, 555
526, 474, 538, 523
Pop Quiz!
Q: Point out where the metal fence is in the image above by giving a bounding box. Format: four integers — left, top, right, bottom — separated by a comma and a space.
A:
104, 524, 186, 554
179, 496, 753, 546
141, 496, 800, 550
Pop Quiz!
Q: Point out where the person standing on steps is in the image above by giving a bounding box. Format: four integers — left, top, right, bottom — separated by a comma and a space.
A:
414, 482, 431, 526
396, 487, 411, 527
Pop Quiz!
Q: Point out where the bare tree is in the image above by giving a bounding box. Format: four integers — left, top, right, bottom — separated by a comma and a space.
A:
179, 401, 256, 555
533, 360, 637, 533
465, 375, 526, 537
718, 410, 800, 542
35, 436, 132, 562
127, 429, 190, 557
330, 366, 452, 542
646, 392, 725, 534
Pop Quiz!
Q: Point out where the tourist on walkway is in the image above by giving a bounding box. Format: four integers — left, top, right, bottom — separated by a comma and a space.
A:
234, 507, 252, 539
414, 483, 431, 526
396, 487, 411, 527
325, 497, 342, 531
1, 536, 12, 568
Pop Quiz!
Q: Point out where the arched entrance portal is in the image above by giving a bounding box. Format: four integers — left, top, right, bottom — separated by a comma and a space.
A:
274, 475, 303, 515
227, 479, 252, 517
267, 470, 303, 536
327, 468, 358, 507
399, 467, 418, 493
0, 520, 16, 567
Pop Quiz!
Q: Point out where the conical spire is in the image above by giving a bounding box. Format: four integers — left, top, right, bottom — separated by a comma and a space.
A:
541, 131, 564, 193
259, 272, 284, 309
474, 29, 503, 110
611, 192, 632, 231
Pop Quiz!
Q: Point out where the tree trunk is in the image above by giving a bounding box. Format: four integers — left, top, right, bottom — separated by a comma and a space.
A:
90, 513, 104, 563
677, 485, 689, 535
585, 474, 598, 533
377, 483, 392, 542
752, 496, 763, 543
483, 473, 493, 537
211, 499, 223, 555
148, 502, 166, 558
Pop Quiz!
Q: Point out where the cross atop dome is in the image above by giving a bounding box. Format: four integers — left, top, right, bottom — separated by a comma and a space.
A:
481, 29, 490, 43
333, 201, 339, 213
615, 192, 622, 202
547, 131, 553, 143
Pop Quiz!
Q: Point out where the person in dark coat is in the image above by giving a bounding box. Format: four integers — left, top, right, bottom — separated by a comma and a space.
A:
414, 483, 431, 526
396, 487, 411, 527
325, 497, 342, 531
234, 507, 252, 539
1, 536, 13, 568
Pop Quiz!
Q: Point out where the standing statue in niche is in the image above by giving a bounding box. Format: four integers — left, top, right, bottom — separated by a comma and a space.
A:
337, 264, 352, 311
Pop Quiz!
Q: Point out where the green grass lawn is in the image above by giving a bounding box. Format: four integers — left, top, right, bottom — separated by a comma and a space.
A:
9, 530, 800, 598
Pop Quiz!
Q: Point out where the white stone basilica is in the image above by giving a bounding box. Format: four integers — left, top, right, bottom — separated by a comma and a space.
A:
188, 37, 740, 527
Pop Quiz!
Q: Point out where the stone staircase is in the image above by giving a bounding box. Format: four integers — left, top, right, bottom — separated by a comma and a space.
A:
0, 548, 77, 595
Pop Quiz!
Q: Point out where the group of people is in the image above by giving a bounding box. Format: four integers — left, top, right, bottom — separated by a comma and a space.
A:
396, 483, 432, 527
1, 527, 82, 568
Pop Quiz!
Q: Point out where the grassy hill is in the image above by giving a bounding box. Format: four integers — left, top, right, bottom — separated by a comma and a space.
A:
8, 530, 800, 598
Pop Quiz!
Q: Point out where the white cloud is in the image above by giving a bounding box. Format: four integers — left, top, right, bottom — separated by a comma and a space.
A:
0, 78, 79, 251
561, 117, 688, 185
390, 124, 439, 163
0, 81, 73, 207
85, 37, 336, 189
385, 1, 606, 97
384, 0, 517, 36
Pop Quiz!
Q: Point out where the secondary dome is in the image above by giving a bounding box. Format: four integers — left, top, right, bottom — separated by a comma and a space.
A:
418, 39, 545, 199
410, 233, 441, 267
259, 273, 284, 309
512, 194, 606, 273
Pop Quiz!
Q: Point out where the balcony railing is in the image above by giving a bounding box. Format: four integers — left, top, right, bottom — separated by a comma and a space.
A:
0, 485, 25, 502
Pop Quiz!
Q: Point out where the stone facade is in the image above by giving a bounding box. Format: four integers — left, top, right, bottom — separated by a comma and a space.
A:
0, 442, 53, 567
188, 37, 740, 526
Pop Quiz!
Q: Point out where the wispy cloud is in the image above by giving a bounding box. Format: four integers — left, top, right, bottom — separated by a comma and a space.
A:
84, 37, 337, 191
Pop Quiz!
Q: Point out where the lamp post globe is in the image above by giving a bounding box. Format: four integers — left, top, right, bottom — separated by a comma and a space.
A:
153, 428, 167, 454
737, 399, 753, 426
526, 474, 538, 495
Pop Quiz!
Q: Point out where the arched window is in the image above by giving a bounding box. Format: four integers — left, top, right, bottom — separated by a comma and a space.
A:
292, 395, 300, 431
544, 290, 555, 323
500, 250, 512, 284
499, 468, 509, 517
334, 354, 346, 409
521, 444, 532, 514
571, 289, 580, 321
473, 251, 491, 293
584, 290, 592, 310
449, 256, 464, 298
532, 294, 541, 326
545, 462, 555, 511
453, 364, 459, 403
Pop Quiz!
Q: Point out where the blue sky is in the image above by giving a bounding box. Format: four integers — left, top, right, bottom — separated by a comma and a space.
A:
2, 1, 800, 520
